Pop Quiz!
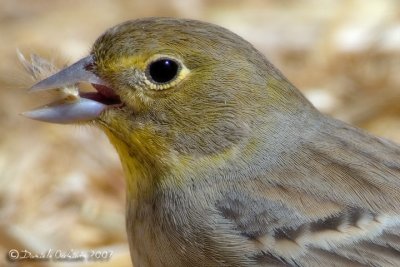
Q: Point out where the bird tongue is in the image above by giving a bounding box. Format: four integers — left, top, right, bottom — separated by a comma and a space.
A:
79, 83, 121, 105
92, 83, 119, 100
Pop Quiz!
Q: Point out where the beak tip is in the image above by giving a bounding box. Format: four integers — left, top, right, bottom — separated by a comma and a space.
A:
20, 110, 37, 119
28, 84, 39, 92
29, 80, 51, 92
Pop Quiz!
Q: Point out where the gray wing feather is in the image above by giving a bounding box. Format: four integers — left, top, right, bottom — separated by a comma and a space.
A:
214, 119, 400, 266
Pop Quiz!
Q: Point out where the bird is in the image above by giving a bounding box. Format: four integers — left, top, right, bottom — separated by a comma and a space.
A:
25, 18, 400, 266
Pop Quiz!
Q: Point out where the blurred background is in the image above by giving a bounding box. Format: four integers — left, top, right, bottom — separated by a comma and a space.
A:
1, 0, 399, 266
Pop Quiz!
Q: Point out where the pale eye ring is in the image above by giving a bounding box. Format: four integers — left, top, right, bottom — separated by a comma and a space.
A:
146, 57, 180, 84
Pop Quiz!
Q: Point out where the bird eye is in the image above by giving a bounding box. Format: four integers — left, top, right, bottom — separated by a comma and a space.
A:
147, 58, 180, 84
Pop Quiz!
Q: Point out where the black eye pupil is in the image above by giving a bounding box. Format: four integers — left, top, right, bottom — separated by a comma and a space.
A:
148, 59, 179, 84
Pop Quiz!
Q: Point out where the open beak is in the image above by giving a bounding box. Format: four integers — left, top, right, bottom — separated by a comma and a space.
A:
23, 55, 121, 124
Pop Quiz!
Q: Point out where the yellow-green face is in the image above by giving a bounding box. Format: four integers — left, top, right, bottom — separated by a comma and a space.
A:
91, 18, 273, 166
26, 18, 311, 194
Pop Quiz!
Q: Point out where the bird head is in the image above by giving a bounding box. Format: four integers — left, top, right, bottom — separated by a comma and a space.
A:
26, 18, 314, 193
